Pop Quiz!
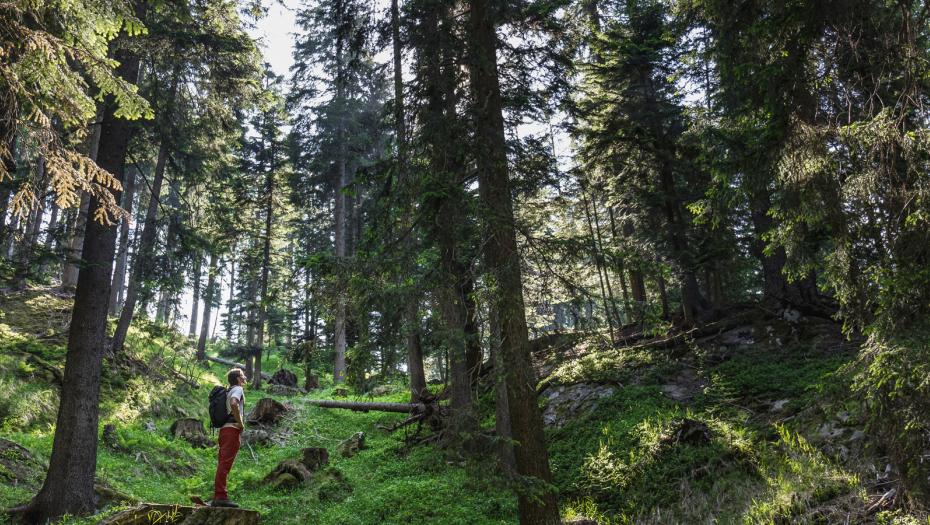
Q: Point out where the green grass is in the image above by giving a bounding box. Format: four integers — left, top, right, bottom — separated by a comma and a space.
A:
1, 289, 928, 524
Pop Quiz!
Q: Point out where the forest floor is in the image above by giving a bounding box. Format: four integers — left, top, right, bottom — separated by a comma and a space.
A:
0, 287, 927, 524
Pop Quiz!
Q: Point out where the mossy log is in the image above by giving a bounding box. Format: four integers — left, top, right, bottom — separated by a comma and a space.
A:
99, 504, 259, 525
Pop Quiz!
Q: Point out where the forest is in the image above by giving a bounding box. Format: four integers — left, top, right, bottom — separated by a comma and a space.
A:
1, 0, 929, 523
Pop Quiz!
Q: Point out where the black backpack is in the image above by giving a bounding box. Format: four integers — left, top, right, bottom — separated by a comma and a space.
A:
208, 385, 232, 428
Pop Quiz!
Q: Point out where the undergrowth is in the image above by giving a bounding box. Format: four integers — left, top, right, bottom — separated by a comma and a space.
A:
1, 289, 929, 524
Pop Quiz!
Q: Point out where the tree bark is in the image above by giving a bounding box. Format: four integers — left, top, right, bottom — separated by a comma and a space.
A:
467, 1, 560, 522
112, 139, 169, 353
61, 113, 102, 289
332, 1, 349, 384
189, 252, 202, 338
109, 166, 136, 316
196, 252, 219, 360
226, 255, 236, 342
254, 129, 276, 390
23, 25, 142, 523
61, 194, 90, 288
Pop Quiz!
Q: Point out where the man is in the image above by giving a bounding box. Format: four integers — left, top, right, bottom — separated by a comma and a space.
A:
212, 368, 247, 508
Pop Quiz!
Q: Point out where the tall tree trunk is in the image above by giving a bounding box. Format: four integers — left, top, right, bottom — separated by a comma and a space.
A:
109, 167, 136, 316
226, 255, 236, 342
189, 252, 202, 338
22, 25, 142, 523
13, 161, 47, 287
254, 140, 276, 390
580, 188, 616, 339
332, 1, 348, 384
0, 179, 12, 248
467, 1, 560, 522
112, 139, 169, 353
490, 303, 516, 471
463, 278, 483, 389
43, 201, 59, 251
392, 0, 427, 404
61, 194, 90, 288
0, 131, 16, 247
61, 114, 102, 289
196, 253, 219, 360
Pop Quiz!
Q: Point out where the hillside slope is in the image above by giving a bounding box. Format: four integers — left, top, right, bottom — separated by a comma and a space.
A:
1, 289, 927, 524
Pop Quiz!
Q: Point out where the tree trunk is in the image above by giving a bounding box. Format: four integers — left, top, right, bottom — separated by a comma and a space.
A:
580, 188, 616, 339
197, 253, 219, 360
23, 25, 142, 523
490, 303, 516, 471
332, 3, 348, 384
61, 194, 90, 288
112, 139, 169, 353
254, 135, 276, 390
467, 1, 560, 521
189, 252, 202, 338
226, 255, 236, 342
392, 0, 427, 404
61, 113, 102, 289
43, 201, 59, 251
109, 166, 136, 316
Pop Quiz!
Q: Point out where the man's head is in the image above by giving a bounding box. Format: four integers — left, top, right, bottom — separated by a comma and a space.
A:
227, 368, 247, 387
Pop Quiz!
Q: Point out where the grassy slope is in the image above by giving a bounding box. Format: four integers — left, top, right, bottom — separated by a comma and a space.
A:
1, 289, 927, 524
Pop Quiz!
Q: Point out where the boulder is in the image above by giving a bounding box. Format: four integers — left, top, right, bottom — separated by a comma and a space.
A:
269, 369, 298, 388
246, 398, 288, 426
542, 383, 616, 427
242, 429, 271, 446
338, 432, 365, 458
300, 447, 329, 471
170, 418, 212, 448
99, 504, 259, 525
263, 459, 312, 490
370, 385, 394, 396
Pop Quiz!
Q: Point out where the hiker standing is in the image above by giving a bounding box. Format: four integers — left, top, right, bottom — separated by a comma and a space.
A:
213, 368, 247, 508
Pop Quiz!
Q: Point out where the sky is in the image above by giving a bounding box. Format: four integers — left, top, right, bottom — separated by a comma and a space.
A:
249, 1, 299, 79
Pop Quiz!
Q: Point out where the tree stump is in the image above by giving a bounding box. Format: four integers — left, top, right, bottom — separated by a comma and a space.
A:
99, 503, 259, 525
246, 398, 287, 425
316, 467, 352, 503
266, 384, 304, 396
333, 387, 348, 398
304, 374, 319, 391
300, 447, 329, 471
169, 418, 213, 448
263, 459, 312, 490
337, 432, 365, 458
269, 369, 298, 388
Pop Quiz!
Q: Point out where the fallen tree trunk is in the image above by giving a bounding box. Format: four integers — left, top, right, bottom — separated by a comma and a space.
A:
305, 399, 427, 414
206, 356, 271, 380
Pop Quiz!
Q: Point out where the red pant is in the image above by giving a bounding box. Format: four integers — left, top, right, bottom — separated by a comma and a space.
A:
213, 427, 241, 501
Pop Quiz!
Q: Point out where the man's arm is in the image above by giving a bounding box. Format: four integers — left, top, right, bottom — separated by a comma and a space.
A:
230, 397, 245, 429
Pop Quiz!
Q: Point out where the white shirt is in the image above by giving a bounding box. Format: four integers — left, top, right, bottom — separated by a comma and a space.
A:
223, 385, 244, 429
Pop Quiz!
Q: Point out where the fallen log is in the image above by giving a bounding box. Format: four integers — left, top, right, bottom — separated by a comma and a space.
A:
305, 399, 426, 414
205, 356, 271, 380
